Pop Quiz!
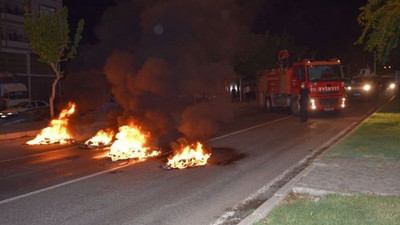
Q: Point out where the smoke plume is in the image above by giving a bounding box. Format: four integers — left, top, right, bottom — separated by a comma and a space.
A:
65, 0, 253, 143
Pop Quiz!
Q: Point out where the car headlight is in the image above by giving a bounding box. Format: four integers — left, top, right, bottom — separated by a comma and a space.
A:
389, 83, 396, 89
7, 112, 13, 115
363, 84, 371, 91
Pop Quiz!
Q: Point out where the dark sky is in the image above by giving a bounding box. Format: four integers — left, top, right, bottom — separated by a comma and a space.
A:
64, 0, 369, 65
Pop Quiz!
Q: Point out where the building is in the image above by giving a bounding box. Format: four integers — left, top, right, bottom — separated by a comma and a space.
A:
0, 0, 62, 100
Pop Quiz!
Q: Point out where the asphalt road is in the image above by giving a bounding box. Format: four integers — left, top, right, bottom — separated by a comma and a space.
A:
0, 97, 388, 225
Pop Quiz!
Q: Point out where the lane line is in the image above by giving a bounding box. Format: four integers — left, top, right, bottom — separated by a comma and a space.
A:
0, 162, 134, 205
0, 146, 77, 164
0, 115, 292, 205
209, 115, 292, 142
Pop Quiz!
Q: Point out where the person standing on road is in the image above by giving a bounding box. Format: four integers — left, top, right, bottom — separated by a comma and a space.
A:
298, 82, 310, 122
231, 87, 237, 102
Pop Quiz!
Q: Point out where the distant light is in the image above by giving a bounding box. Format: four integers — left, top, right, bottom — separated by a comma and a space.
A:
363, 84, 371, 91
153, 24, 164, 35
389, 65, 391, 69
384, 66, 387, 69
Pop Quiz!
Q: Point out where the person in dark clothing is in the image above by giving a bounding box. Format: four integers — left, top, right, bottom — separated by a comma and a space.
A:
231, 87, 237, 102
298, 82, 310, 122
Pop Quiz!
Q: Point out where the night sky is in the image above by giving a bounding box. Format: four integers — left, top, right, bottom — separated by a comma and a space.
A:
64, 0, 370, 69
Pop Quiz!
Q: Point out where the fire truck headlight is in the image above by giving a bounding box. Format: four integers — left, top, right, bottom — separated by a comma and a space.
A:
341, 97, 346, 108
389, 83, 396, 89
310, 98, 316, 110
363, 84, 371, 91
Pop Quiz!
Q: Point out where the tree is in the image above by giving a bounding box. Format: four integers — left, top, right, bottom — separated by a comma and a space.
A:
356, 0, 400, 64
25, 7, 84, 118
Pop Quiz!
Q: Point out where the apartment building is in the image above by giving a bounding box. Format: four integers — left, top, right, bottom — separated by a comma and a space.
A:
0, 0, 62, 100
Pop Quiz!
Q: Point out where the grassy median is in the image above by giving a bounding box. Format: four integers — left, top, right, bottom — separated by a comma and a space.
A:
257, 193, 400, 225
324, 97, 400, 162
258, 97, 400, 225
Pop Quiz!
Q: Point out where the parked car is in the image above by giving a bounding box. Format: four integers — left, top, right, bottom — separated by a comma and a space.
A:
346, 75, 381, 100
0, 100, 49, 119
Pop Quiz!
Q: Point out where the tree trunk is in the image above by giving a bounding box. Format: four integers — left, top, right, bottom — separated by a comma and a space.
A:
49, 75, 61, 118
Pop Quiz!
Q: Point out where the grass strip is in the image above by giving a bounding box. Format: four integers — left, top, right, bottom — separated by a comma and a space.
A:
257, 193, 400, 225
324, 97, 400, 162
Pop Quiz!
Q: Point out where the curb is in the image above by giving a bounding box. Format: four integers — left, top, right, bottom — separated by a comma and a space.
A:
0, 129, 41, 141
237, 96, 395, 225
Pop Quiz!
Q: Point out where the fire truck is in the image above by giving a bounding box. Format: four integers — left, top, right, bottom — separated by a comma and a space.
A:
257, 59, 346, 114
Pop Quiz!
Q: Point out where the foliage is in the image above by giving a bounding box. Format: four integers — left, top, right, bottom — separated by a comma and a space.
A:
356, 0, 400, 64
25, 7, 84, 73
234, 32, 307, 80
25, 7, 84, 117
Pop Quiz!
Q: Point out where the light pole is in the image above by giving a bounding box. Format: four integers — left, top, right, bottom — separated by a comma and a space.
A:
373, 50, 376, 76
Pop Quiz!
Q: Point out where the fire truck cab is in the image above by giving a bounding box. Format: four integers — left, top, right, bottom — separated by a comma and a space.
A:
258, 59, 346, 114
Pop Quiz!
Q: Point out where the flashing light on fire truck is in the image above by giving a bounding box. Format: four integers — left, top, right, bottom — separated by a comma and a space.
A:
341, 97, 346, 108
310, 98, 316, 110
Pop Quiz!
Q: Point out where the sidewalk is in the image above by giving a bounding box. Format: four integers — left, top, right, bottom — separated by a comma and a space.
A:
0, 120, 49, 140
241, 96, 400, 225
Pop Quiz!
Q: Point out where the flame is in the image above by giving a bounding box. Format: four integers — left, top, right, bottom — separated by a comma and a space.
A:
84, 129, 114, 147
26, 102, 76, 145
167, 139, 211, 169
109, 123, 160, 161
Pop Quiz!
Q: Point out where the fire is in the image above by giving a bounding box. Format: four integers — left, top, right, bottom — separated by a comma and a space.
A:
26, 102, 76, 145
167, 139, 211, 169
84, 129, 114, 147
109, 123, 160, 161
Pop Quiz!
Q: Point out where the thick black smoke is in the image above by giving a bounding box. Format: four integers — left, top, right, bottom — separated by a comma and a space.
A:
65, 0, 254, 143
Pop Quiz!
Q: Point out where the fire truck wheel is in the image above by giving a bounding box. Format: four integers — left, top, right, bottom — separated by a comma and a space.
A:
290, 100, 300, 115
265, 97, 272, 112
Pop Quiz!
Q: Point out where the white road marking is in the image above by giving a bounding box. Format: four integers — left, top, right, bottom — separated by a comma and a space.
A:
209, 115, 292, 142
0, 116, 292, 205
0, 162, 135, 205
0, 146, 77, 164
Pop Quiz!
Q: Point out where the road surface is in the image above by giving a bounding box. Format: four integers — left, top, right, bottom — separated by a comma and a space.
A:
0, 97, 388, 225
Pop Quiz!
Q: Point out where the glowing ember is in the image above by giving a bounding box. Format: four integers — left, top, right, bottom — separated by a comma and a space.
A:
84, 129, 114, 147
109, 123, 160, 161
26, 102, 76, 145
167, 139, 211, 169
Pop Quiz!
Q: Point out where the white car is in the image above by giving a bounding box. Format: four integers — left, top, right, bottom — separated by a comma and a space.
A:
0, 100, 49, 119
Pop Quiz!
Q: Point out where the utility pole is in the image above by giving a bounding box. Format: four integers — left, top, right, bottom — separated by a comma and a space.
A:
373, 50, 377, 76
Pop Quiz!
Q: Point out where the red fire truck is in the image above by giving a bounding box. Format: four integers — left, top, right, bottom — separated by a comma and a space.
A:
257, 59, 346, 114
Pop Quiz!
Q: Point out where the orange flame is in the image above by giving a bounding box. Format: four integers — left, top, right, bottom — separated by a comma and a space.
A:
84, 129, 114, 147
109, 123, 160, 161
167, 140, 211, 169
26, 102, 76, 145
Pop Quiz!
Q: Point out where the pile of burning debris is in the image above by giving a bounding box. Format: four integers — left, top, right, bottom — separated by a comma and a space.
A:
26, 102, 211, 170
